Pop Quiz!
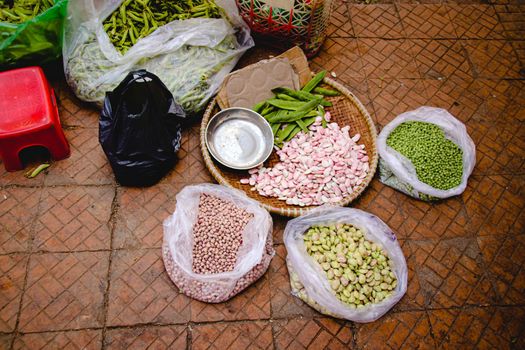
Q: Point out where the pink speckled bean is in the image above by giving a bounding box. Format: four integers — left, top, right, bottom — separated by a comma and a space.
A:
240, 114, 370, 206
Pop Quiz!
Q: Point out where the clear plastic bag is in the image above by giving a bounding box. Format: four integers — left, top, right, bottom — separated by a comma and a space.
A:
63, 0, 253, 114
377, 106, 476, 200
163, 184, 274, 303
284, 207, 407, 323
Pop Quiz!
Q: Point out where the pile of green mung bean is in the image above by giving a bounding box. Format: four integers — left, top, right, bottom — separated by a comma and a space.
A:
0, 0, 54, 23
386, 121, 463, 190
304, 224, 397, 308
103, 0, 221, 54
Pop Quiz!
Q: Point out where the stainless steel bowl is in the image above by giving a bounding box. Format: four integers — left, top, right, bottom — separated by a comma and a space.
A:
205, 107, 274, 170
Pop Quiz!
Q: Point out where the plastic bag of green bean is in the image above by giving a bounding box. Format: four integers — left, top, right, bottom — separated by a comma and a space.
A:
377, 107, 476, 201
63, 0, 253, 115
0, 0, 68, 67
284, 207, 408, 322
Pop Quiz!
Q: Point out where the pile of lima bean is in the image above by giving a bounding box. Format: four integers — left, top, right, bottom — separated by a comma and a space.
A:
252, 70, 340, 147
304, 224, 397, 307
386, 121, 463, 190
103, 0, 221, 54
0, 0, 54, 23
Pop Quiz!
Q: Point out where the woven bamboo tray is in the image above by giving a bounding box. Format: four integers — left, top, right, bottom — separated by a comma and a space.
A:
200, 77, 378, 217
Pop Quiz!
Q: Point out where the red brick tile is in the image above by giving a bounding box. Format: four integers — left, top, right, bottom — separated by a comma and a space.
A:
423, 78, 484, 123
13, 330, 102, 350
357, 39, 420, 79
326, 0, 353, 38
311, 38, 365, 79
494, 5, 525, 39
350, 4, 405, 38
58, 102, 99, 128
478, 234, 525, 304
398, 5, 457, 38
44, 128, 114, 186
410, 238, 497, 308
410, 40, 474, 81
105, 325, 187, 350
0, 164, 46, 186
273, 318, 353, 349
33, 186, 113, 252
512, 40, 525, 65
0, 254, 27, 332
470, 79, 525, 124
465, 121, 525, 175
392, 240, 427, 311
464, 176, 524, 236
159, 126, 213, 185
395, 195, 471, 239
0, 333, 12, 349
114, 185, 182, 249
107, 249, 190, 326
191, 321, 273, 350
269, 245, 319, 318
190, 273, 271, 322
353, 179, 404, 234
428, 307, 525, 349
464, 40, 522, 79
448, 5, 506, 38
272, 215, 286, 244
368, 78, 428, 127
356, 311, 435, 349
0, 187, 41, 254
19, 252, 109, 332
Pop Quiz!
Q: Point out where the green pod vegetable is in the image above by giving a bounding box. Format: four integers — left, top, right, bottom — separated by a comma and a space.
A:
302, 70, 326, 93
271, 123, 281, 135
252, 101, 266, 113
284, 125, 302, 142
313, 87, 340, 96
266, 99, 309, 111
267, 98, 321, 123
272, 87, 332, 107
275, 123, 297, 144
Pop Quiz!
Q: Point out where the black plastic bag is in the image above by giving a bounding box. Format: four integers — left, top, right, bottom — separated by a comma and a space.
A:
99, 70, 185, 187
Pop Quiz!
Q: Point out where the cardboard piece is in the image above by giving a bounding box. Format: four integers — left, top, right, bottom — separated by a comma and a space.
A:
217, 46, 311, 109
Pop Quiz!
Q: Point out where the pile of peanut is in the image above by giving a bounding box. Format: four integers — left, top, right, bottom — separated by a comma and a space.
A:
192, 194, 253, 274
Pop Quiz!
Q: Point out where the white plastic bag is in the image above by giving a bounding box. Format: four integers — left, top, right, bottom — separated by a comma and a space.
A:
63, 0, 254, 114
163, 184, 274, 303
377, 106, 476, 200
284, 207, 407, 323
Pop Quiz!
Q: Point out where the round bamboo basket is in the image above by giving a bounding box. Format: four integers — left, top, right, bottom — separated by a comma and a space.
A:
200, 77, 378, 217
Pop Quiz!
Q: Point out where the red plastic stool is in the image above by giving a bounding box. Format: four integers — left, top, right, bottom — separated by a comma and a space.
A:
0, 66, 70, 171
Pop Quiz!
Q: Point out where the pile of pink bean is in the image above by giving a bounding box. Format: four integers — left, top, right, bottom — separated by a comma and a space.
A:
241, 113, 369, 206
192, 194, 252, 274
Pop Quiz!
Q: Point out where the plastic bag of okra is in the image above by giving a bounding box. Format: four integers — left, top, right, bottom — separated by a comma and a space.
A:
377, 106, 476, 201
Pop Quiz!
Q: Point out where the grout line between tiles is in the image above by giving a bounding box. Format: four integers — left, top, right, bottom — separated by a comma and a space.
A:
100, 186, 119, 350
8, 186, 45, 350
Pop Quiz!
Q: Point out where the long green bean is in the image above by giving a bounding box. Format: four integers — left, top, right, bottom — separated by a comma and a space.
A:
0, 0, 55, 23
102, 0, 222, 54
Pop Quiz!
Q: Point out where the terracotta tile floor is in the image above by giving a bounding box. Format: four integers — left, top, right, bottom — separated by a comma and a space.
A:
1, 0, 524, 348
